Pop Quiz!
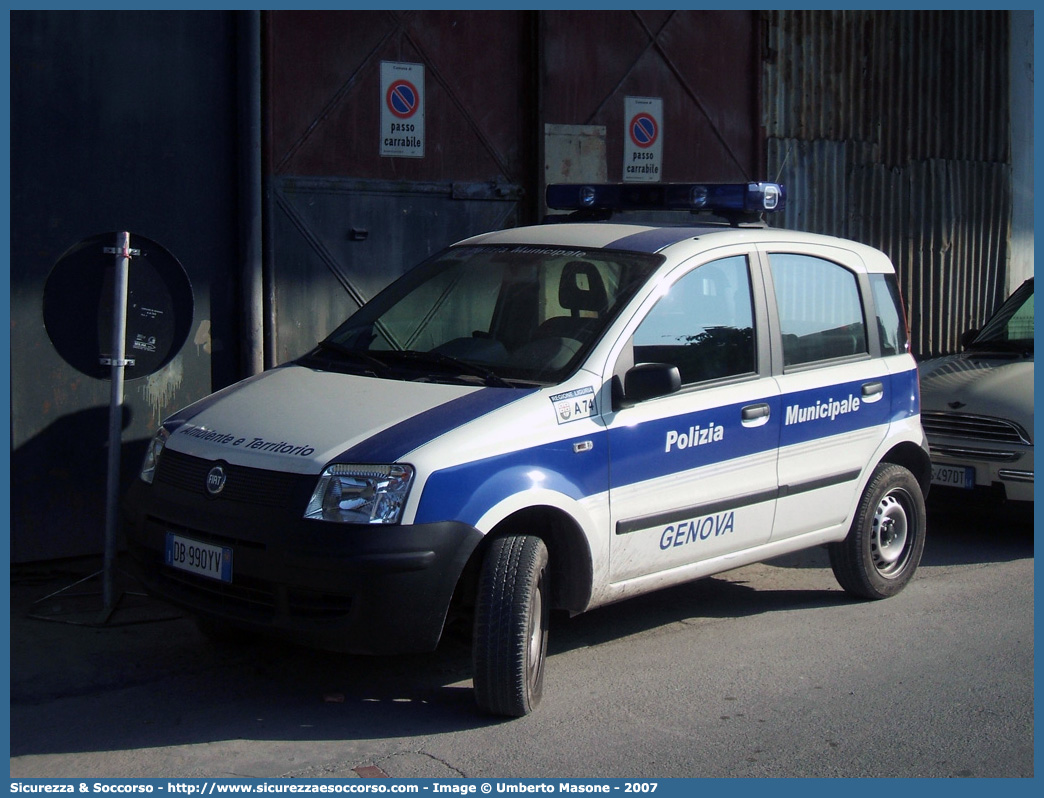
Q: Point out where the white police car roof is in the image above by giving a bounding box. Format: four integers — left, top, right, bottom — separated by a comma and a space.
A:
458, 222, 896, 273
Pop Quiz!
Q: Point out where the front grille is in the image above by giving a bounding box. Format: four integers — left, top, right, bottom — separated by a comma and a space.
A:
163, 563, 277, 613
921, 411, 1032, 446
130, 539, 355, 621
158, 449, 311, 509
929, 444, 1019, 462
159, 566, 354, 620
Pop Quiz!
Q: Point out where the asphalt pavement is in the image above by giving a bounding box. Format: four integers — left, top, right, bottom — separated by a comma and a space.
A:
8, 500, 1035, 779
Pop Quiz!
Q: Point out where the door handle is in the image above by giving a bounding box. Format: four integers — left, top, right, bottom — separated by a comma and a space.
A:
741, 403, 771, 427
862, 380, 884, 402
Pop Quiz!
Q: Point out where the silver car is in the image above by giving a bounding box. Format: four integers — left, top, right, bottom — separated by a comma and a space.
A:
920, 278, 1034, 504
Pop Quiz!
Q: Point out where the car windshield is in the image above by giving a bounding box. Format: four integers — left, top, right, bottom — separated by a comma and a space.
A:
300, 245, 662, 386
969, 279, 1034, 353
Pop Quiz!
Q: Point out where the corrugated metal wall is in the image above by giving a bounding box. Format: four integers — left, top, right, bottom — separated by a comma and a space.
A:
763, 10, 1012, 358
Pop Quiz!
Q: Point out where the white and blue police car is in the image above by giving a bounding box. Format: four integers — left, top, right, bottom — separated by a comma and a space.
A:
124, 182, 930, 717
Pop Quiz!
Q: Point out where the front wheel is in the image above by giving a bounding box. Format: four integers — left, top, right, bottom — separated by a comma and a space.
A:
830, 463, 926, 599
472, 534, 549, 717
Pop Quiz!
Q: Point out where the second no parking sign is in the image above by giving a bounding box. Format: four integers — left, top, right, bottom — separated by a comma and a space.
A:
623, 96, 663, 182
380, 61, 425, 158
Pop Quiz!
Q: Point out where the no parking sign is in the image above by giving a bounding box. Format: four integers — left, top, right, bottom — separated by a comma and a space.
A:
623, 96, 663, 182
380, 61, 425, 158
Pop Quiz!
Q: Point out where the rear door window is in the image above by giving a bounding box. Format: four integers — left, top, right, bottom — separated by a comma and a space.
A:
769, 254, 867, 366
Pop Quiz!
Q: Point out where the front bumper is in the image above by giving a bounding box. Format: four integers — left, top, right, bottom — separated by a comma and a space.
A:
123, 467, 483, 655
928, 442, 1034, 503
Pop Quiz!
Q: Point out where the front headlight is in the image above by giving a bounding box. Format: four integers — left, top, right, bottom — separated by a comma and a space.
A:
140, 427, 171, 484
304, 464, 415, 524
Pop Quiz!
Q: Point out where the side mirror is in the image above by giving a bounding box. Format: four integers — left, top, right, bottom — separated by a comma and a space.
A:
620, 362, 682, 407
960, 328, 980, 349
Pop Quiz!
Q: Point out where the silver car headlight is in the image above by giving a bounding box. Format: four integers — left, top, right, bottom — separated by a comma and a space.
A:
304, 464, 415, 525
140, 427, 171, 484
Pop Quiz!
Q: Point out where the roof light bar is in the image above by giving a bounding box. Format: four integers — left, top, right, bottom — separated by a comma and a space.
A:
546, 182, 786, 215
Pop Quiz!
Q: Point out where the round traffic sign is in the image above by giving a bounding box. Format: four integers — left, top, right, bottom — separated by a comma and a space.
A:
43, 232, 194, 380
386, 79, 420, 119
629, 112, 659, 148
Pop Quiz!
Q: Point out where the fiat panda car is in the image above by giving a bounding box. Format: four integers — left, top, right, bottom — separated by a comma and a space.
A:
124, 182, 930, 717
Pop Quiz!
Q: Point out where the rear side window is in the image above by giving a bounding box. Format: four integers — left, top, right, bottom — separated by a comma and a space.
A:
770, 254, 867, 366
633, 255, 756, 385
869, 273, 910, 355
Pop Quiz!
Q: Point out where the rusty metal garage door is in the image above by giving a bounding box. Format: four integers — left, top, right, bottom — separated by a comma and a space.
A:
265, 11, 533, 363
540, 11, 761, 186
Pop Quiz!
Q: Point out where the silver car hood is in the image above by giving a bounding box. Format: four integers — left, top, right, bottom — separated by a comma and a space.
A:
919, 351, 1034, 429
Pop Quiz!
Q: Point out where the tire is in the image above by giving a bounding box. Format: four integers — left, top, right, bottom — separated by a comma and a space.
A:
472, 534, 550, 717
830, 462, 926, 599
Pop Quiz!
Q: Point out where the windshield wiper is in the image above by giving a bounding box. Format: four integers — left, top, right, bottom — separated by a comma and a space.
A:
306, 340, 390, 375
307, 342, 515, 387
388, 350, 515, 388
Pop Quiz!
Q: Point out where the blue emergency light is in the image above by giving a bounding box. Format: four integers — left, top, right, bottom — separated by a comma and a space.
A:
545, 182, 786, 216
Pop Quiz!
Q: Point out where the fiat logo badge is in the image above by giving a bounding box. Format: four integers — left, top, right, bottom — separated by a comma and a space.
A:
205, 465, 227, 496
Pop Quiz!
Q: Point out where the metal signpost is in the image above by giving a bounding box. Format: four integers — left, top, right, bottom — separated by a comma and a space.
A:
100, 232, 133, 615
38, 231, 193, 624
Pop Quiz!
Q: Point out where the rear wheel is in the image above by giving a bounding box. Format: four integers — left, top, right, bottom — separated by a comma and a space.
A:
472, 534, 549, 717
830, 462, 926, 599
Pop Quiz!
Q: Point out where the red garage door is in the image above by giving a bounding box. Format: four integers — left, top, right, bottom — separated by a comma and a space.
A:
265, 11, 760, 362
